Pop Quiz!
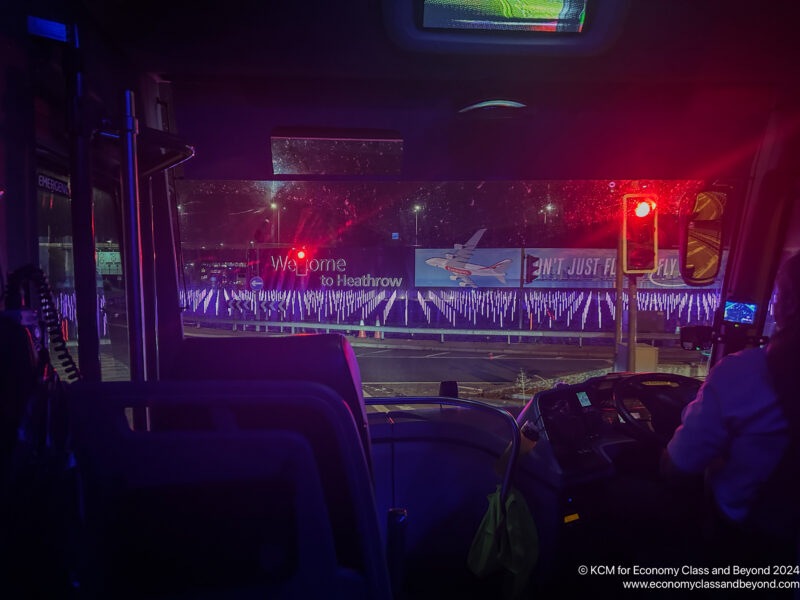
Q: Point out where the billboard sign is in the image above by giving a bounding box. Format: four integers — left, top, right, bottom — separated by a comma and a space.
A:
520, 248, 725, 289
415, 248, 724, 289
415, 248, 522, 288
256, 247, 411, 290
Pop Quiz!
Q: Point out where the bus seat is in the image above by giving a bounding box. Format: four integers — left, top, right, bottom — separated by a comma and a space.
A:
67, 381, 391, 600
370, 412, 519, 598
0, 316, 38, 480
369, 406, 553, 598
163, 334, 372, 471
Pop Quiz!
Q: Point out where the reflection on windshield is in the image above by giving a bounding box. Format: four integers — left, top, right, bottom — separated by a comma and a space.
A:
175, 180, 718, 406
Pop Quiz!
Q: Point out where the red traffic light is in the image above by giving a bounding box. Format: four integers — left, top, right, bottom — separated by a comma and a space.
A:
634, 200, 655, 218
291, 246, 311, 260
622, 194, 658, 274
291, 246, 312, 277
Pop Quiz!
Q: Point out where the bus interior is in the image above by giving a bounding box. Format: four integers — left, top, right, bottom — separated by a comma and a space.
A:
1, 1, 800, 598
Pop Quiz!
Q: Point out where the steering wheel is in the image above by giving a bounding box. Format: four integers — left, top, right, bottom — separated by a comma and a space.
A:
612, 373, 702, 446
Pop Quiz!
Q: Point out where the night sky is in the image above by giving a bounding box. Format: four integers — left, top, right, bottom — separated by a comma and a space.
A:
177, 178, 702, 250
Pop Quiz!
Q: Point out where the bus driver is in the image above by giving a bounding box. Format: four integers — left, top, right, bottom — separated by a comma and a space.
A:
664, 252, 800, 561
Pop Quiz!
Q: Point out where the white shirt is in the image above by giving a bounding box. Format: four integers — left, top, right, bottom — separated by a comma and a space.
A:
667, 347, 790, 522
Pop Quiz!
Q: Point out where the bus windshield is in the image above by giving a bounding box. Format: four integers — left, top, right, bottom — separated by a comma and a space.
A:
175, 177, 722, 405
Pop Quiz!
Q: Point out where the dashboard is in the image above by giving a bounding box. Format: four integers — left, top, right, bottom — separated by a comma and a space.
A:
532, 374, 646, 442
517, 373, 700, 479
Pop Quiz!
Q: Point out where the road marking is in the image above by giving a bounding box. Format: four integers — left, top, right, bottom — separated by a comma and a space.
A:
356, 355, 610, 361
365, 381, 503, 385
357, 349, 393, 356
422, 352, 450, 358
366, 404, 419, 412
366, 381, 495, 385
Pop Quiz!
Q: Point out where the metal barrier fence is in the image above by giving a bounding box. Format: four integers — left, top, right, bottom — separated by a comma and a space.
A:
184, 316, 681, 345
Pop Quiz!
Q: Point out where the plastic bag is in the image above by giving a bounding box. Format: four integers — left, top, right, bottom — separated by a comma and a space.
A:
467, 484, 538, 599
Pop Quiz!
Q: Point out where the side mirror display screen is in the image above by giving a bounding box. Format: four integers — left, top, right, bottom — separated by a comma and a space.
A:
723, 301, 757, 325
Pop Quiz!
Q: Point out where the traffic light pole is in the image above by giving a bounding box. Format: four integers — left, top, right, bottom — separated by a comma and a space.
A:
614, 226, 623, 366
619, 193, 657, 372
627, 274, 638, 372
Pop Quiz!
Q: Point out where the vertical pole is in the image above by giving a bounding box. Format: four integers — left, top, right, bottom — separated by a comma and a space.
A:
518, 248, 525, 343
67, 24, 101, 381
151, 168, 182, 377
614, 216, 624, 368
149, 91, 185, 378
141, 176, 158, 378
627, 275, 638, 373
121, 90, 146, 382
277, 205, 281, 244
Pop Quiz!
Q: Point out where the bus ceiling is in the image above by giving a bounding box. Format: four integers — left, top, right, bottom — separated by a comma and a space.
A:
18, 2, 798, 181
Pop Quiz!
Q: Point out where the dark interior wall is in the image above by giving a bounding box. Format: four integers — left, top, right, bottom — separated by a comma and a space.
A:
173, 81, 774, 182
0, 25, 37, 280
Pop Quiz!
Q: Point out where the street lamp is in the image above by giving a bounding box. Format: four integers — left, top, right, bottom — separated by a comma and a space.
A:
270, 202, 280, 243
413, 204, 422, 245
542, 203, 555, 225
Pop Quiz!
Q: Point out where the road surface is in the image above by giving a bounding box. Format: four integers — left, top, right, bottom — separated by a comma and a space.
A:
353, 347, 610, 384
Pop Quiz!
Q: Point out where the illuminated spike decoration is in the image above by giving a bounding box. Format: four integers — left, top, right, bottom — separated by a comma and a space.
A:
57, 285, 766, 341
188, 286, 724, 332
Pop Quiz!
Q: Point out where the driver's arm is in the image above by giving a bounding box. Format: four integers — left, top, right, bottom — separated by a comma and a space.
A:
663, 377, 728, 476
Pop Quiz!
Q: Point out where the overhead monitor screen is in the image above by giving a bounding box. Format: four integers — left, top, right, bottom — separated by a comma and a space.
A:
422, 0, 588, 33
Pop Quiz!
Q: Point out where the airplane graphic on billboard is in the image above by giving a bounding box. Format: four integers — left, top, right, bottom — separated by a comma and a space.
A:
424, 229, 512, 287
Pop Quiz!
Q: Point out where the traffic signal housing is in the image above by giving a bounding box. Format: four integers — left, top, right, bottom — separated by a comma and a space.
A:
622, 194, 658, 274
525, 254, 540, 283
291, 246, 312, 276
